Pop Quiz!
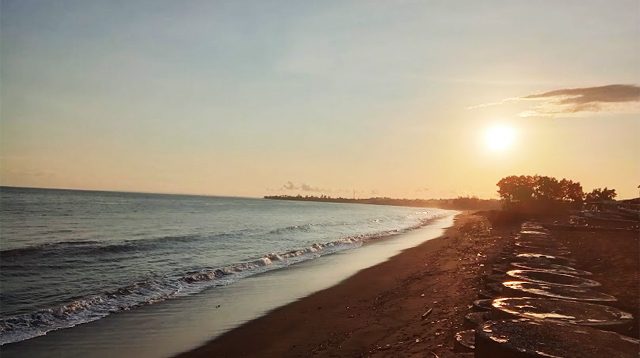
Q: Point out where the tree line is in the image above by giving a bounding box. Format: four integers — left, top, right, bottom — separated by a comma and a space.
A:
496, 175, 617, 212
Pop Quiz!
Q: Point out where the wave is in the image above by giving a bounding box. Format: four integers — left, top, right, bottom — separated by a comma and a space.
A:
0, 221, 386, 260
0, 232, 236, 260
0, 221, 374, 260
0, 211, 451, 345
266, 223, 315, 235
0, 237, 362, 344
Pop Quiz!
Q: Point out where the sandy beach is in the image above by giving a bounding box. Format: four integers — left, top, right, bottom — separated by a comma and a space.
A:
178, 212, 639, 357
178, 212, 506, 357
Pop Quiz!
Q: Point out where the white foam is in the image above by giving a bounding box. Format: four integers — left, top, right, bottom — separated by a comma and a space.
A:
0, 208, 454, 346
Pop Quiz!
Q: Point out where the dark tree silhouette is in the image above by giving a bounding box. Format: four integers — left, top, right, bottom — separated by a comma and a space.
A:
533, 175, 563, 202
585, 187, 617, 202
497, 175, 535, 204
560, 179, 584, 204
497, 175, 589, 213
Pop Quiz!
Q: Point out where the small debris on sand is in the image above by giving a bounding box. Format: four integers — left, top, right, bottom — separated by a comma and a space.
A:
421, 308, 433, 319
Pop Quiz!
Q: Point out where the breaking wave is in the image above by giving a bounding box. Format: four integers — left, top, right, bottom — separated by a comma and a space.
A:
0, 212, 448, 345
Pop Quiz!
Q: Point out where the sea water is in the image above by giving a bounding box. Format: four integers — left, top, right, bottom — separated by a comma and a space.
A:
0, 187, 454, 357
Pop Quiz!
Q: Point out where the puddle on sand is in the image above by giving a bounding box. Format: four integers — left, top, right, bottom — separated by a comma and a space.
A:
506, 269, 600, 288
476, 319, 640, 358
501, 281, 617, 302
491, 298, 633, 327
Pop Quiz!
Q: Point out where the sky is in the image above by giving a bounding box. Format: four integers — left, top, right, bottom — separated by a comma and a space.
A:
1, 0, 639, 199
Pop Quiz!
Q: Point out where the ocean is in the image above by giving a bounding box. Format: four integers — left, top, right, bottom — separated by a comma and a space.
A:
0, 187, 455, 357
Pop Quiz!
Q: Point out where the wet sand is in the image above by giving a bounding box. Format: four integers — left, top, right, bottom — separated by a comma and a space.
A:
551, 223, 639, 338
178, 212, 510, 357
177, 212, 639, 357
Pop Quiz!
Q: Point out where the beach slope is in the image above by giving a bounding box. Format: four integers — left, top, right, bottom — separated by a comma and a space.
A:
178, 212, 506, 357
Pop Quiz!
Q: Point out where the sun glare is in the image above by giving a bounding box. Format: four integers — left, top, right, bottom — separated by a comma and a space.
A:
484, 124, 516, 152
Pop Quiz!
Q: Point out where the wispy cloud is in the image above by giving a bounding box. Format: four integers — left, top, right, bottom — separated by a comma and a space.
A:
281, 181, 297, 190
275, 182, 379, 196
300, 183, 323, 192
470, 84, 640, 117
280, 181, 326, 193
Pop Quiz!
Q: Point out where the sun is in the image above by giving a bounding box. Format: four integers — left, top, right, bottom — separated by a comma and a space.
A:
484, 124, 516, 151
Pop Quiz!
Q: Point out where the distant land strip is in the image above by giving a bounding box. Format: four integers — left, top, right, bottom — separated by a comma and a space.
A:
263, 195, 501, 211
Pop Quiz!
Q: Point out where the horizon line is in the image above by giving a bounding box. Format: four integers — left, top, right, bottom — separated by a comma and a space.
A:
0, 185, 494, 202
0, 185, 258, 200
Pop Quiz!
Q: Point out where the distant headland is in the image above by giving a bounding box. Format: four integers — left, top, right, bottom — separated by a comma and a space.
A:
263, 195, 500, 211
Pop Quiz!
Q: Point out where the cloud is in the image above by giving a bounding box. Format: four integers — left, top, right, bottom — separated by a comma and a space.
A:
1, 168, 56, 179
300, 183, 323, 192
470, 84, 640, 117
280, 181, 326, 193
281, 181, 298, 190
523, 85, 640, 103
277, 182, 382, 196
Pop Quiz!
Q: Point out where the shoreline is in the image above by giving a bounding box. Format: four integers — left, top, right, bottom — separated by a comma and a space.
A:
177, 211, 509, 357
177, 211, 640, 357
0, 209, 457, 358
